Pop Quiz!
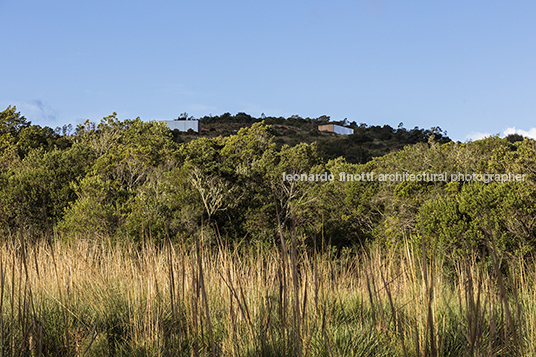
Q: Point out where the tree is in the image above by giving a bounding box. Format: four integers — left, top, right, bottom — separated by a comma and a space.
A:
57, 175, 118, 239
17, 125, 71, 157
0, 106, 30, 137
0, 145, 92, 236
0, 133, 19, 172
189, 166, 230, 222
220, 121, 275, 168
256, 142, 321, 229
506, 133, 524, 143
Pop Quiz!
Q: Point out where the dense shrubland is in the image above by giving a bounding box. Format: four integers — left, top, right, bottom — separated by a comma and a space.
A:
2, 105, 536, 355
1, 106, 535, 257
197, 112, 450, 163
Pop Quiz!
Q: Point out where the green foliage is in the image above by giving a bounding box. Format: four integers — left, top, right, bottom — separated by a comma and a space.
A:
1, 105, 535, 260
0, 105, 30, 137
17, 124, 71, 157
317, 124, 450, 164
57, 175, 118, 239
220, 121, 275, 166
0, 133, 19, 172
0, 145, 90, 234
1, 106, 70, 159
199, 112, 450, 164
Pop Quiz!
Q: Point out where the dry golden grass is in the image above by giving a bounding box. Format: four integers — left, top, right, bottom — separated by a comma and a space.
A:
0, 233, 535, 356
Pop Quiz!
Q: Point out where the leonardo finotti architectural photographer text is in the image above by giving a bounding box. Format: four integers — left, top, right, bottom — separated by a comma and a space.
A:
282, 172, 526, 183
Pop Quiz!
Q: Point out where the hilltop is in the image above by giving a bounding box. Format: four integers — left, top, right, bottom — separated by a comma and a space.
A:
170, 112, 452, 164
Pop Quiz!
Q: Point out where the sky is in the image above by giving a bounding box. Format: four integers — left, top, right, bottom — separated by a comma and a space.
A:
1, 0, 535, 142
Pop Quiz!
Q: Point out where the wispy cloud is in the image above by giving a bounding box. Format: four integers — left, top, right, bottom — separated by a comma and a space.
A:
504, 127, 536, 140
15, 100, 59, 126
465, 132, 491, 141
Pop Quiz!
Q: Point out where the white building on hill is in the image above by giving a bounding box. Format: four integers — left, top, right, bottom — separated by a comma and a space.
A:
318, 124, 354, 135
158, 120, 201, 133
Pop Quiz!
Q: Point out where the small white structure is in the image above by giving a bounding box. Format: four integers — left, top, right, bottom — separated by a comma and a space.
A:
159, 120, 201, 133
318, 124, 354, 135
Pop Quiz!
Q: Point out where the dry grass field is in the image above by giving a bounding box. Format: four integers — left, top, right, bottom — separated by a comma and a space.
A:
1, 232, 535, 356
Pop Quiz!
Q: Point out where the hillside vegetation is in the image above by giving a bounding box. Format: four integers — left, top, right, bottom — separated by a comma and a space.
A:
1, 106, 533, 254
1, 105, 536, 355
177, 112, 451, 164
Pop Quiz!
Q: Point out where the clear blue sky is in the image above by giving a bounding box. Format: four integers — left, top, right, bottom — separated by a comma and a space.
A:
1, 0, 535, 141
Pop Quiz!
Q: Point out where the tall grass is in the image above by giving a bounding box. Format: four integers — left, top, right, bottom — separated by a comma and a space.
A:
0, 232, 534, 356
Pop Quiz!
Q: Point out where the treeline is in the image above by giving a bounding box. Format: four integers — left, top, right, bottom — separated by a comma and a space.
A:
316, 123, 450, 164
1, 106, 535, 258
197, 112, 451, 164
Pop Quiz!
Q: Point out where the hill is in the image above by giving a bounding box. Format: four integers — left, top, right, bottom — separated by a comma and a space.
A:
170, 112, 451, 164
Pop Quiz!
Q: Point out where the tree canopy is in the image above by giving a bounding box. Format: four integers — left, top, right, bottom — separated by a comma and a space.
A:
1, 106, 533, 260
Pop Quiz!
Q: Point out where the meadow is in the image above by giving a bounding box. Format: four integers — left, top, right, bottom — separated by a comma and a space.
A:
1, 230, 534, 356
